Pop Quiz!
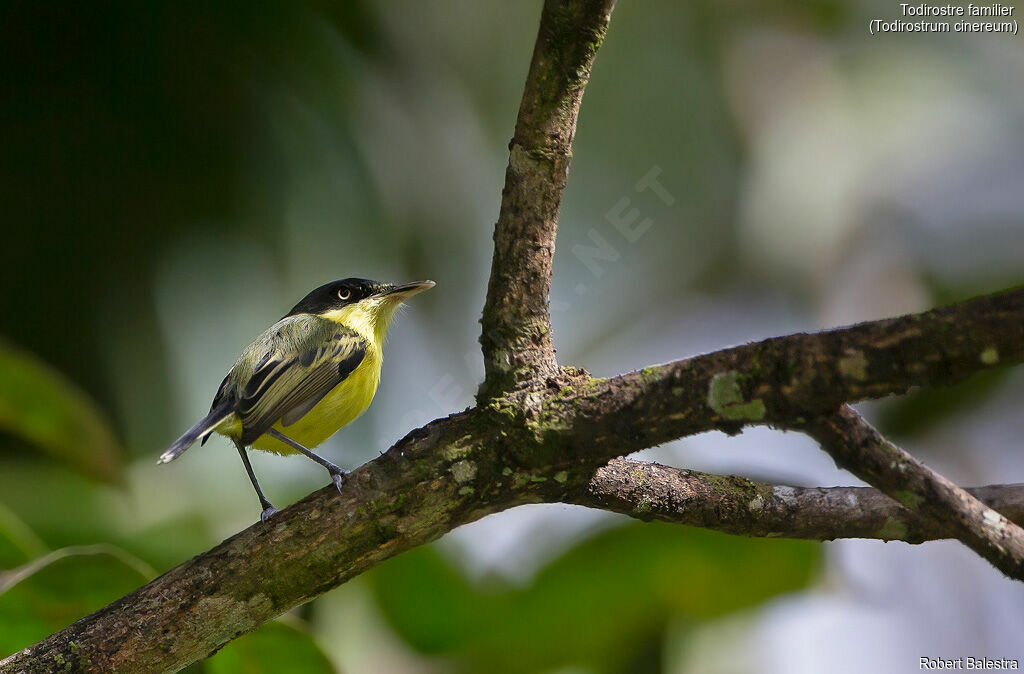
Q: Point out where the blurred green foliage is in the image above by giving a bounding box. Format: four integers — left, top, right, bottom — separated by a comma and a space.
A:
0, 342, 122, 484
0, 504, 47, 569
367, 523, 819, 673
0, 545, 152, 657
205, 621, 335, 674
879, 367, 1013, 438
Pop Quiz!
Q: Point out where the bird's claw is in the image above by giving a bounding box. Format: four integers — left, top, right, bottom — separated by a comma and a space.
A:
329, 469, 347, 493
260, 506, 280, 523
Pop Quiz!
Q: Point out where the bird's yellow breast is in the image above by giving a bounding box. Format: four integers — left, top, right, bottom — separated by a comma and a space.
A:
247, 343, 382, 455
211, 298, 398, 455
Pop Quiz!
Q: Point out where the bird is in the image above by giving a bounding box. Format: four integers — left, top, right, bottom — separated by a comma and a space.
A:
157, 277, 434, 521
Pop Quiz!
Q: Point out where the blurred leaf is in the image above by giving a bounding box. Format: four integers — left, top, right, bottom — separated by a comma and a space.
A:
206, 620, 335, 674
0, 544, 153, 657
0, 502, 48, 569
0, 462, 116, 548
0, 341, 122, 484
0, 467, 211, 572
368, 521, 820, 673
306, 0, 384, 56
117, 514, 214, 572
878, 365, 1012, 437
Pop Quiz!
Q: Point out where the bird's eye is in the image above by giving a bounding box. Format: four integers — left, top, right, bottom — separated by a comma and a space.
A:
337, 288, 352, 301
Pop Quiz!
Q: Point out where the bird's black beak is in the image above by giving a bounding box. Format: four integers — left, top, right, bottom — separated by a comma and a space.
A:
376, 280, 435, 300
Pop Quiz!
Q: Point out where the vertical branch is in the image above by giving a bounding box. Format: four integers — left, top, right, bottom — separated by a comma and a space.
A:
479, 0, 616, 399
802, 405, 1024, 579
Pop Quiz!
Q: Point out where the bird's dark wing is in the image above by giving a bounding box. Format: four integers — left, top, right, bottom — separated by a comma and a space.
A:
235, 329, 367, 445
199, 374, 233, 446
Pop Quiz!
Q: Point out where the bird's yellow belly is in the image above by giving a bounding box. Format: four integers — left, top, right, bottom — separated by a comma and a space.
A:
245, 353, 380, 455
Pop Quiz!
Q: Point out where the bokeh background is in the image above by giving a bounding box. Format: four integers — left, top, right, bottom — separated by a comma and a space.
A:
3, 1, 1024, 672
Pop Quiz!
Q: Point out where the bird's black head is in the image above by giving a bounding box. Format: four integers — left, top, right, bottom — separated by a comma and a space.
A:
284, 278, 385, 317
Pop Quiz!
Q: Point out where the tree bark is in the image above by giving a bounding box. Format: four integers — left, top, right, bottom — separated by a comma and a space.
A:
577, 458, 1024, 544
479, 0, 616, 398
799, 406, 1024, 578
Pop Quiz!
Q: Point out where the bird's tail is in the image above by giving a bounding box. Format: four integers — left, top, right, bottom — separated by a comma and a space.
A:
157, 401, 234, 465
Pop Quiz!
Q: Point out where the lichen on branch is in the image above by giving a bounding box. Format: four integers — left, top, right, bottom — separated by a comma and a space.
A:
577, 458, 1024, 544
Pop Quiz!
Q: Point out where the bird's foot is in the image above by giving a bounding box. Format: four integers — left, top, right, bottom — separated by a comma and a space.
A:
260, 505, 281, 523
328, 467, 347, 494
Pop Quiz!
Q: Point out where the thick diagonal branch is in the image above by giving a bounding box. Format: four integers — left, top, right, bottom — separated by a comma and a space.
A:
4, 289, 1024, 672
0, 411, 509, 673
577, 458, 1024, 543
800, 406, 1024, 579
547, 289, 1024, 464
479, 0, 616, 398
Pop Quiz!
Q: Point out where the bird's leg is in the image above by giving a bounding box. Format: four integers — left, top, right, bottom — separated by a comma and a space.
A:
234, 441, 279, 522
265, 428, 347, 493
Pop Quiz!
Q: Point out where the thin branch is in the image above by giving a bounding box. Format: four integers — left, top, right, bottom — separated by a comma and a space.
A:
479, 0, 616, 398
800, 406, 1024, 578
576, 458, 1024, 544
